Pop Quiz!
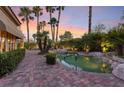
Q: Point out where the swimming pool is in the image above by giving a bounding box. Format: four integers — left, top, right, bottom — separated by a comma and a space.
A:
57, 54, 112, 73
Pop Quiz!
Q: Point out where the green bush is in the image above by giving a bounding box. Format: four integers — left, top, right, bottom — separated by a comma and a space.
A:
0, 49, 25, 77
24, 42, 30, 49
46, 53, 56, 65
29, 42, 37, 49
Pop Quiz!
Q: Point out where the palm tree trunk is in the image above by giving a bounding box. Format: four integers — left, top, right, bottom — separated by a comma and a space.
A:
42, 26, 44, 32
44, 36, 47, 50
39, 39, 42, 52
56, 8, 61, 42
50, 11, 54, 41
34, 38, 35, 42
88, 6, 92, 33
53, 25, 55, 41
37, 15, 39, 33
26, 18, 30, 43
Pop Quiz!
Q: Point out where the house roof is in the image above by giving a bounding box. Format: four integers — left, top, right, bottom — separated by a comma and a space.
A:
6, 24, 25, 39
1, 6, 21, 26
0, 7, 24, 39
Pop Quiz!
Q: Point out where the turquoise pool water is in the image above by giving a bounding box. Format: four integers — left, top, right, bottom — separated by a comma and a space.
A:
57, 54, 111, 73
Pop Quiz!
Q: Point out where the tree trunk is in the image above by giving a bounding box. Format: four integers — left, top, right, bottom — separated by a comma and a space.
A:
26, 18, 30, 43
88, 6, 92, 34
37, 15, 40, 33
34, 38, 35, 42
43, 25, 45, 31
50, 11, 54, 41
56, 8, 61, 42
53, 25, 55, 41
38, 39, 42, 52
44, 36, 47, 50
116, 44, 124, 56
123, 45, 124, 56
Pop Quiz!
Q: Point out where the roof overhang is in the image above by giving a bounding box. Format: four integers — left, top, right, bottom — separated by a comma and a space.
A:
0, 6, 21, 26
6, 24, 24, 39
0, 7, 24, 39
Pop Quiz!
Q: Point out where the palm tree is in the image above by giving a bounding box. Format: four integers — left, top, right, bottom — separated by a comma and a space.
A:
36, 31, 49, 52
39, 21, 46, 32
32, 6, 43, 33
56, 6, 65, 42
49, 17, 58, 41
88, 6, 92, 33
46, 6, 55, 40
18, 7, 34, 43
37, 32, 43, 51
42, 31, 49, 50
32, 33, 36, 42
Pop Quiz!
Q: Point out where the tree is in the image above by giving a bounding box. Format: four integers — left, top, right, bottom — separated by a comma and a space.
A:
18, 7, 34, 43
88, 6, 92, 33
46, 6, 56, 41
81, 32, 106, 52
107, 24, 124, 56
94, 24, 106, 32
36, 32, 43, 51
36, 31, 49, 52
32, 6, 43, 33
42, 31, 49, 50
39, 21, 46, 32
59, 31, 73, 41
56, 6, 65, 42
32, 33, 37, 42
49, 17, 58, 41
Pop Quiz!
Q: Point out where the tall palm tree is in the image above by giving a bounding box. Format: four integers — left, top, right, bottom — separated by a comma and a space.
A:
39, 21, 46, 32
18, 7, 34, 43
49, 17, 58, 41
32, 6, 43, 33
46, 6, 55, 40
56, 6, 65, 42
88, 6, 92, 33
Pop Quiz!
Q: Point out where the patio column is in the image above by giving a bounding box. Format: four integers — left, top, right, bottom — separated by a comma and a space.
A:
0, 30, 1, 53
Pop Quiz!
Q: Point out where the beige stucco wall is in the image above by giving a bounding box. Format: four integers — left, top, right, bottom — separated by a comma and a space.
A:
0, 8, 24, 53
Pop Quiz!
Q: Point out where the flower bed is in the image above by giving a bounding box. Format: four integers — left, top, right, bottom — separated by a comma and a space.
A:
0, 49, 25, 77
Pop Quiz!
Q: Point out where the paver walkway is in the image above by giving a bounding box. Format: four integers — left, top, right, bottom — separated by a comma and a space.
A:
0, 50, 124, 87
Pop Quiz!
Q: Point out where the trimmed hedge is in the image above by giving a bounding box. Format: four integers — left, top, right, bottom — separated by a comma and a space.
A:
0, 49, 25, 77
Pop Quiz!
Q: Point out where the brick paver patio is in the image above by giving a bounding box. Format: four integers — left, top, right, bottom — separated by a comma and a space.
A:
0, 50, 124, 87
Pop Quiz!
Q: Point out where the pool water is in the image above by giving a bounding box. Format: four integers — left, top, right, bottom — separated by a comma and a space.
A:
57, 54, 112, 73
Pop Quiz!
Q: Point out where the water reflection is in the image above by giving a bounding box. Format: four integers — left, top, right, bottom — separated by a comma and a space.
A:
58, 54, 111, 73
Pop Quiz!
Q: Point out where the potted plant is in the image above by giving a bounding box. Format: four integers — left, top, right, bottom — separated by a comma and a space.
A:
46, 52, 56, 65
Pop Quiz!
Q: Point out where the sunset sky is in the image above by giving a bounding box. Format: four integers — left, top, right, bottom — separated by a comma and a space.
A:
11, 6, 124, 40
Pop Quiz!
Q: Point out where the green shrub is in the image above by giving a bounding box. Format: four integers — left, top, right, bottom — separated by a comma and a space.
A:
46, 53, 56, 65
24, 42, 30, 49
29, 42, 37, 49
0, 49, 25, 77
